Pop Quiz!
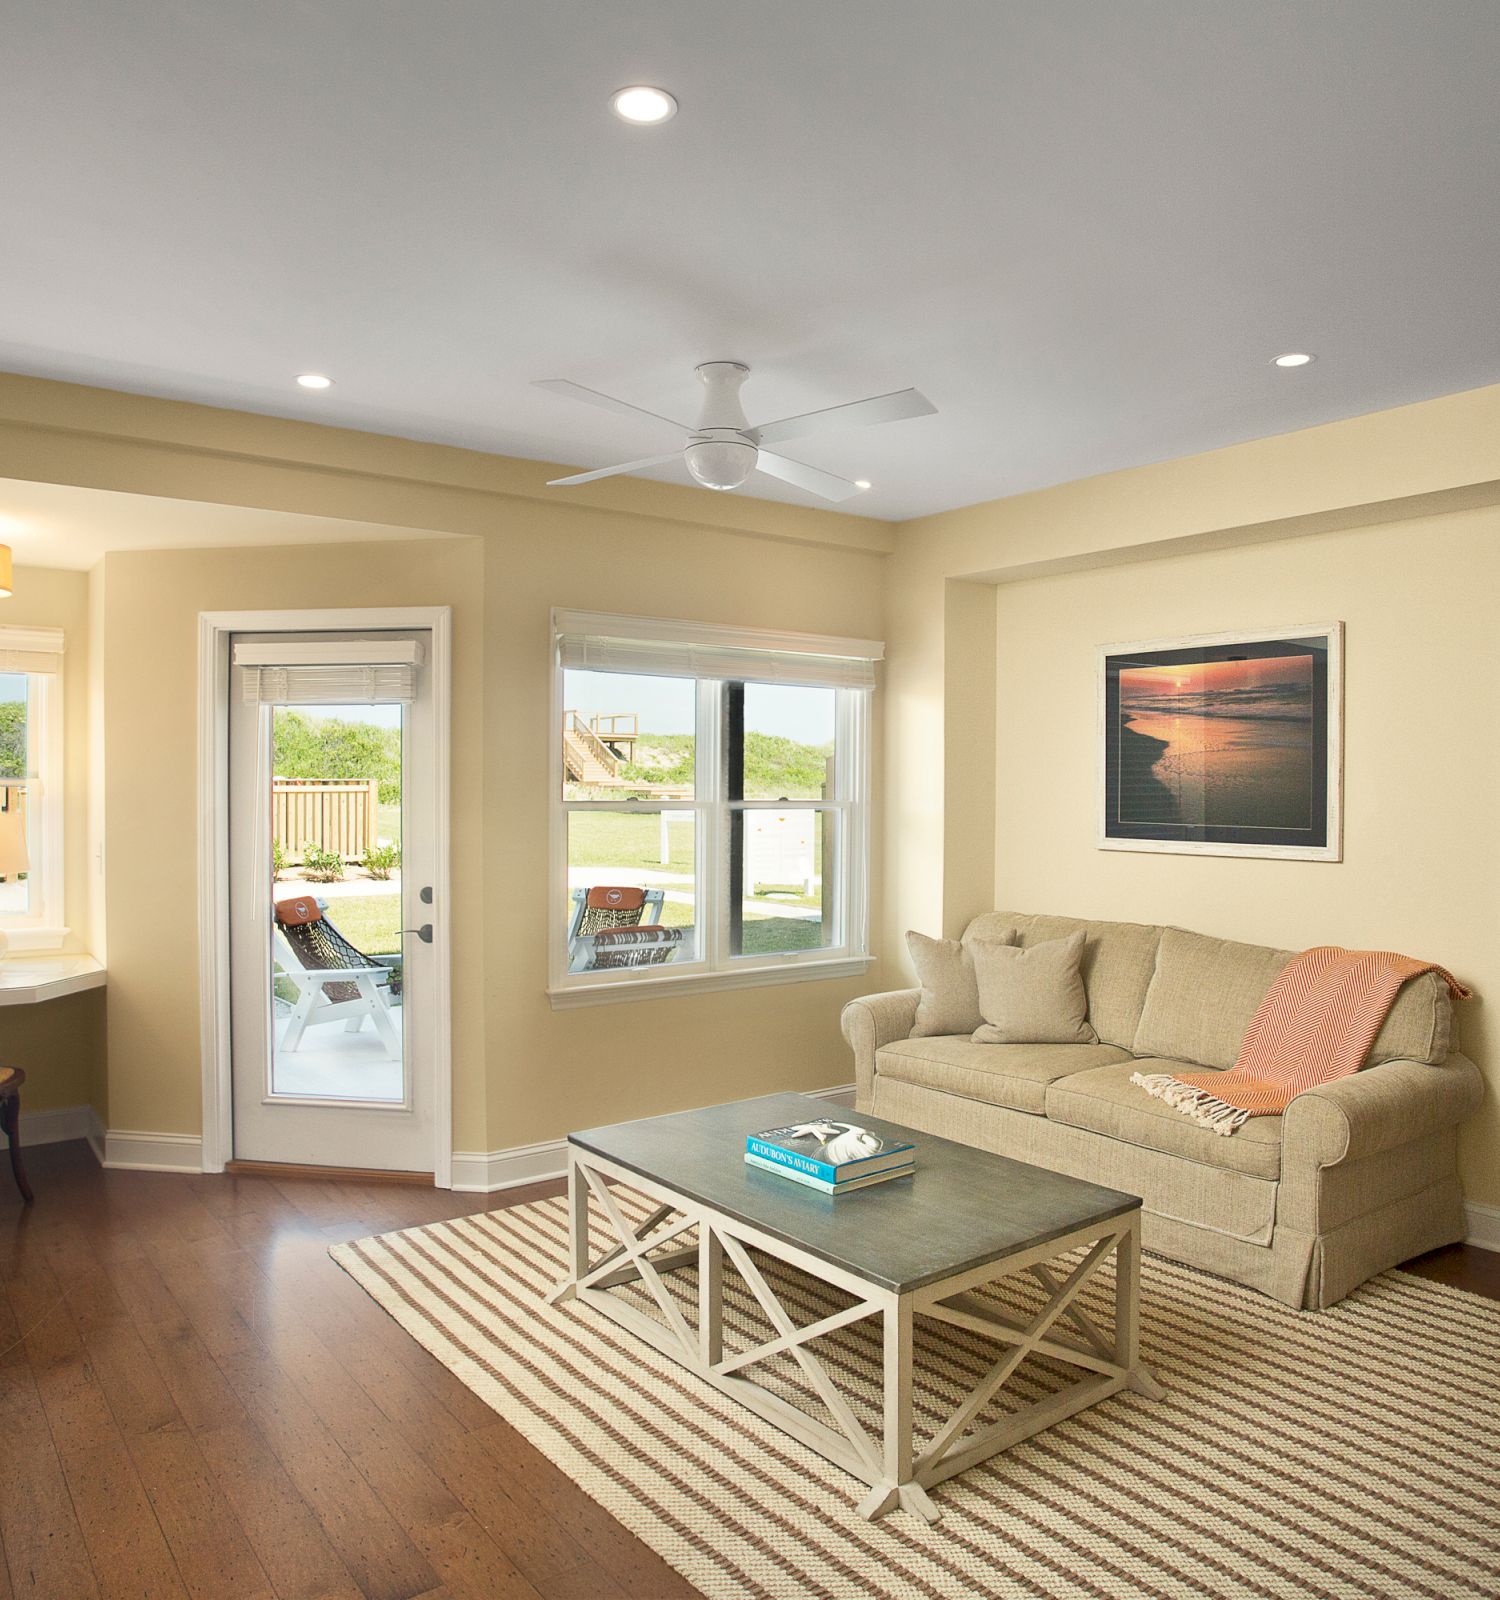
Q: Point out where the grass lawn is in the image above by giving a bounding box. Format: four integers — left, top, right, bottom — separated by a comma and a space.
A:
565, 811, 828, 956
318, 892, 402, 954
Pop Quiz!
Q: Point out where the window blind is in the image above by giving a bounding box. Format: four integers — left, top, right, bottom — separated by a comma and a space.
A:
555, 612, 881, 690
239, 664, 417, 704
0, 626, 65, 675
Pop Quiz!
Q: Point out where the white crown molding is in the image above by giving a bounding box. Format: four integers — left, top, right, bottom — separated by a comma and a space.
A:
450, 1083, 858, 1194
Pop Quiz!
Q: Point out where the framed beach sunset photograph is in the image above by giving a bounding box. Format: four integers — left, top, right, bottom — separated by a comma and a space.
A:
1099, 623, 1342, 860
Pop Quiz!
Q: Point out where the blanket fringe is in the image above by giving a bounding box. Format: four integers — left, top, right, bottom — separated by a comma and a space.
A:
1130, 1071, 1252, 1137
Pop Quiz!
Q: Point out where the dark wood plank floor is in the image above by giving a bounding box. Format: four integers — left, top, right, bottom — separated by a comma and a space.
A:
3, 1141, 1496, 1600
0, 1141, 696, 1600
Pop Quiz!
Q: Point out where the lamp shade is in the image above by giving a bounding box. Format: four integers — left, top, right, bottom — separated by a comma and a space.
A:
0, 545, 12, 598
0, 788, 28, 877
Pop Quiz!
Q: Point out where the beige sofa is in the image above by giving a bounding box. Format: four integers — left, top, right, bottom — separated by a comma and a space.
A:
841, 912, 1483, 1308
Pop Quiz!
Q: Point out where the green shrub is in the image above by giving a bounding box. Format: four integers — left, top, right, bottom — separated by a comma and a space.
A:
361, 842, 401, 880
272, 838, 287, 879
301, 841, 345, 882
273, 709, 402, 805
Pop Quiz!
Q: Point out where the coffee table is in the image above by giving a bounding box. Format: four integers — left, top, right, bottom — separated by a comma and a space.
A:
548, 1092, 1163, 1523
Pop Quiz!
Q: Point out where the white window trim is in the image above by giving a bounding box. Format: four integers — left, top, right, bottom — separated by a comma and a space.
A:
548, 611, 877, 1007
0, 627, 67, 952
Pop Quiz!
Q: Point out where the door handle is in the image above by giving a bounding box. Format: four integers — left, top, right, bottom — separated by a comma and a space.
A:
399, 924, 434, 944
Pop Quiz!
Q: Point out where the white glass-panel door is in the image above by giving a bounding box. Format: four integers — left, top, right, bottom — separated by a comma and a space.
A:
228, 630, 436, 1171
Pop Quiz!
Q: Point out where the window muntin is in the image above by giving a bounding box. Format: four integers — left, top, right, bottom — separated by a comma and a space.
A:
553, 622, 873, 996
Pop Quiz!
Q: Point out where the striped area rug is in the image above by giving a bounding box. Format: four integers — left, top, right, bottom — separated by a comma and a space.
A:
331, 1194, 1500, 1600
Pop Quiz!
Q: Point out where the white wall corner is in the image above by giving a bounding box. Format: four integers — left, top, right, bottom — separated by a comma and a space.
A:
450, 1083, 860, 1194
1465, 1200, 1500, 1253
100, 1128, 205, 1174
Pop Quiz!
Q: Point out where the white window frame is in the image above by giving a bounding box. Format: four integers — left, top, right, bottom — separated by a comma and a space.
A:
548, 611, 877, 1008
0, 626, 66, 952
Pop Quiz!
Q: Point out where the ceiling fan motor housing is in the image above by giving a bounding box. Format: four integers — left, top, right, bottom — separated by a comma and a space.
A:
685, 361, 758, 490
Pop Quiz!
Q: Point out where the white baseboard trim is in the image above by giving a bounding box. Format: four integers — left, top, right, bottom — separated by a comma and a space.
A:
451, 1082, 860, 1195
19, 1103, 105, 1148
1465, 1201, 1500, 1253
101, 1128, 205, 1174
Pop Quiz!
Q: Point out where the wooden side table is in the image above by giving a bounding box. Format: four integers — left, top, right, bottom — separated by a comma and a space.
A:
0, 1065, 33, 1203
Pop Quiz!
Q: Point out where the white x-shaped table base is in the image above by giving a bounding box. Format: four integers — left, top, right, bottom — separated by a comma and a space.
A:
548, 1148, 1163, 1524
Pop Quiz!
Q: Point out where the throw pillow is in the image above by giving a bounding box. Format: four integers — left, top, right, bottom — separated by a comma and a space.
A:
907, 928, 1013, 1037
971, 929, 1097, 1045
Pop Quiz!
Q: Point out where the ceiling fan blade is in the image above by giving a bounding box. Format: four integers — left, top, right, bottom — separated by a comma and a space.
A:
533, 379, 687, 432
753, 451, 868, 503
547, 453, 683, 487
749, 387, 936, 448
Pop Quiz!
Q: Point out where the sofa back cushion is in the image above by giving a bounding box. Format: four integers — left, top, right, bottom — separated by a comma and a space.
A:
1133, 927, 1456, 1069
908, 928, 1013, 1037
964, 912, 1163, 1051
971, 930, 1097, 1045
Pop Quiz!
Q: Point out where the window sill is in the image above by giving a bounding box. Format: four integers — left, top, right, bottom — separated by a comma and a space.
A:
548, 954, 876, 1010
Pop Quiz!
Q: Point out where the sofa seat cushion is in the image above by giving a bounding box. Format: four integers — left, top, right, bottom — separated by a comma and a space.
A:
1045, 1059, 1283, 1179
875, 1037, 1131, 1115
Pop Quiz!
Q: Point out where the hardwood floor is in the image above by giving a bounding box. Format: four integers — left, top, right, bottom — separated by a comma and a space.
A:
3, 1142, 1496, 1600
0, 1141, 696, 1600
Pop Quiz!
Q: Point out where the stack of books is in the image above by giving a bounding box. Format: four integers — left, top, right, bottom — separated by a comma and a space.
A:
744, 1118, 915, 1194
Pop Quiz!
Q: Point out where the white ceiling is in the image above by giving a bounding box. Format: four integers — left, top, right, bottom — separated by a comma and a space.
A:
4, 1, 1498, 524
0, 479, 449, 570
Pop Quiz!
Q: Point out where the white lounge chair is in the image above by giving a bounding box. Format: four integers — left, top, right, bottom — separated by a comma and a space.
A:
273, 895, 402, 1061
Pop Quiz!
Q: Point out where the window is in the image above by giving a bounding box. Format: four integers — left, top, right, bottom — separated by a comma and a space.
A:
0, 628, 65, 951
551, 611, 878, 1003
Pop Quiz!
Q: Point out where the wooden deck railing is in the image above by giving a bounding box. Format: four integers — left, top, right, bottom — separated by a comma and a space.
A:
273, 777, 382, 862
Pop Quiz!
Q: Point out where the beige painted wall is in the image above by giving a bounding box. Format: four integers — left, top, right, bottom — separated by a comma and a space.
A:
479, 496, 885, 1152
95, 506, 885, 1156
991, 504, 1500, 1205
0, 565, 105, 1116
100, 537, 488, 1142
881, 382, 1500, 1217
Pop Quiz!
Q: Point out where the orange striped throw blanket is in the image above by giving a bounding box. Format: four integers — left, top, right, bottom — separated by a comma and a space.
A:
1132, 946, 1472, 1135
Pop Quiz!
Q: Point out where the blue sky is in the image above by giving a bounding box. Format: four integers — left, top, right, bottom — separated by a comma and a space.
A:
564, 672, 834, 744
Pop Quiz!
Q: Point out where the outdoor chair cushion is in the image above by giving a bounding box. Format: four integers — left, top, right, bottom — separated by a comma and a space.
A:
1045, 1059, 1284, 1180
874, 1037, 1130, 1116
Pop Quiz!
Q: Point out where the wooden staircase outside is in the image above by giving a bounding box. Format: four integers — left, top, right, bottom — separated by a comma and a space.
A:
562, 711, 622, 784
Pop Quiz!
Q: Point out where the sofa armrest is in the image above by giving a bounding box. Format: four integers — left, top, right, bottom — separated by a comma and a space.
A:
1282, 1053, 1485, 1169
840, 989, 921, 1107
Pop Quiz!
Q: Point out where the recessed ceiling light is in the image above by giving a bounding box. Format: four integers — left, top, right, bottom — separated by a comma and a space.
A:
296, 373, 334, 389
610, 86, 678, 125
1271, 352, 1315, 368
854, 479, 872, 490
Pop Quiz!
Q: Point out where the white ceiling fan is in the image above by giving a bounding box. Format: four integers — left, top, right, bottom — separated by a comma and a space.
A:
535, 362, 936, 502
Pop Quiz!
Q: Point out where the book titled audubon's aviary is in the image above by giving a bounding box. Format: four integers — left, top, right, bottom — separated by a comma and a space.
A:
745, 1118, 915, 1185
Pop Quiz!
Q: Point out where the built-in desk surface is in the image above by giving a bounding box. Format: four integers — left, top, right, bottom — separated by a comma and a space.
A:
0, 954, 106, 1006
